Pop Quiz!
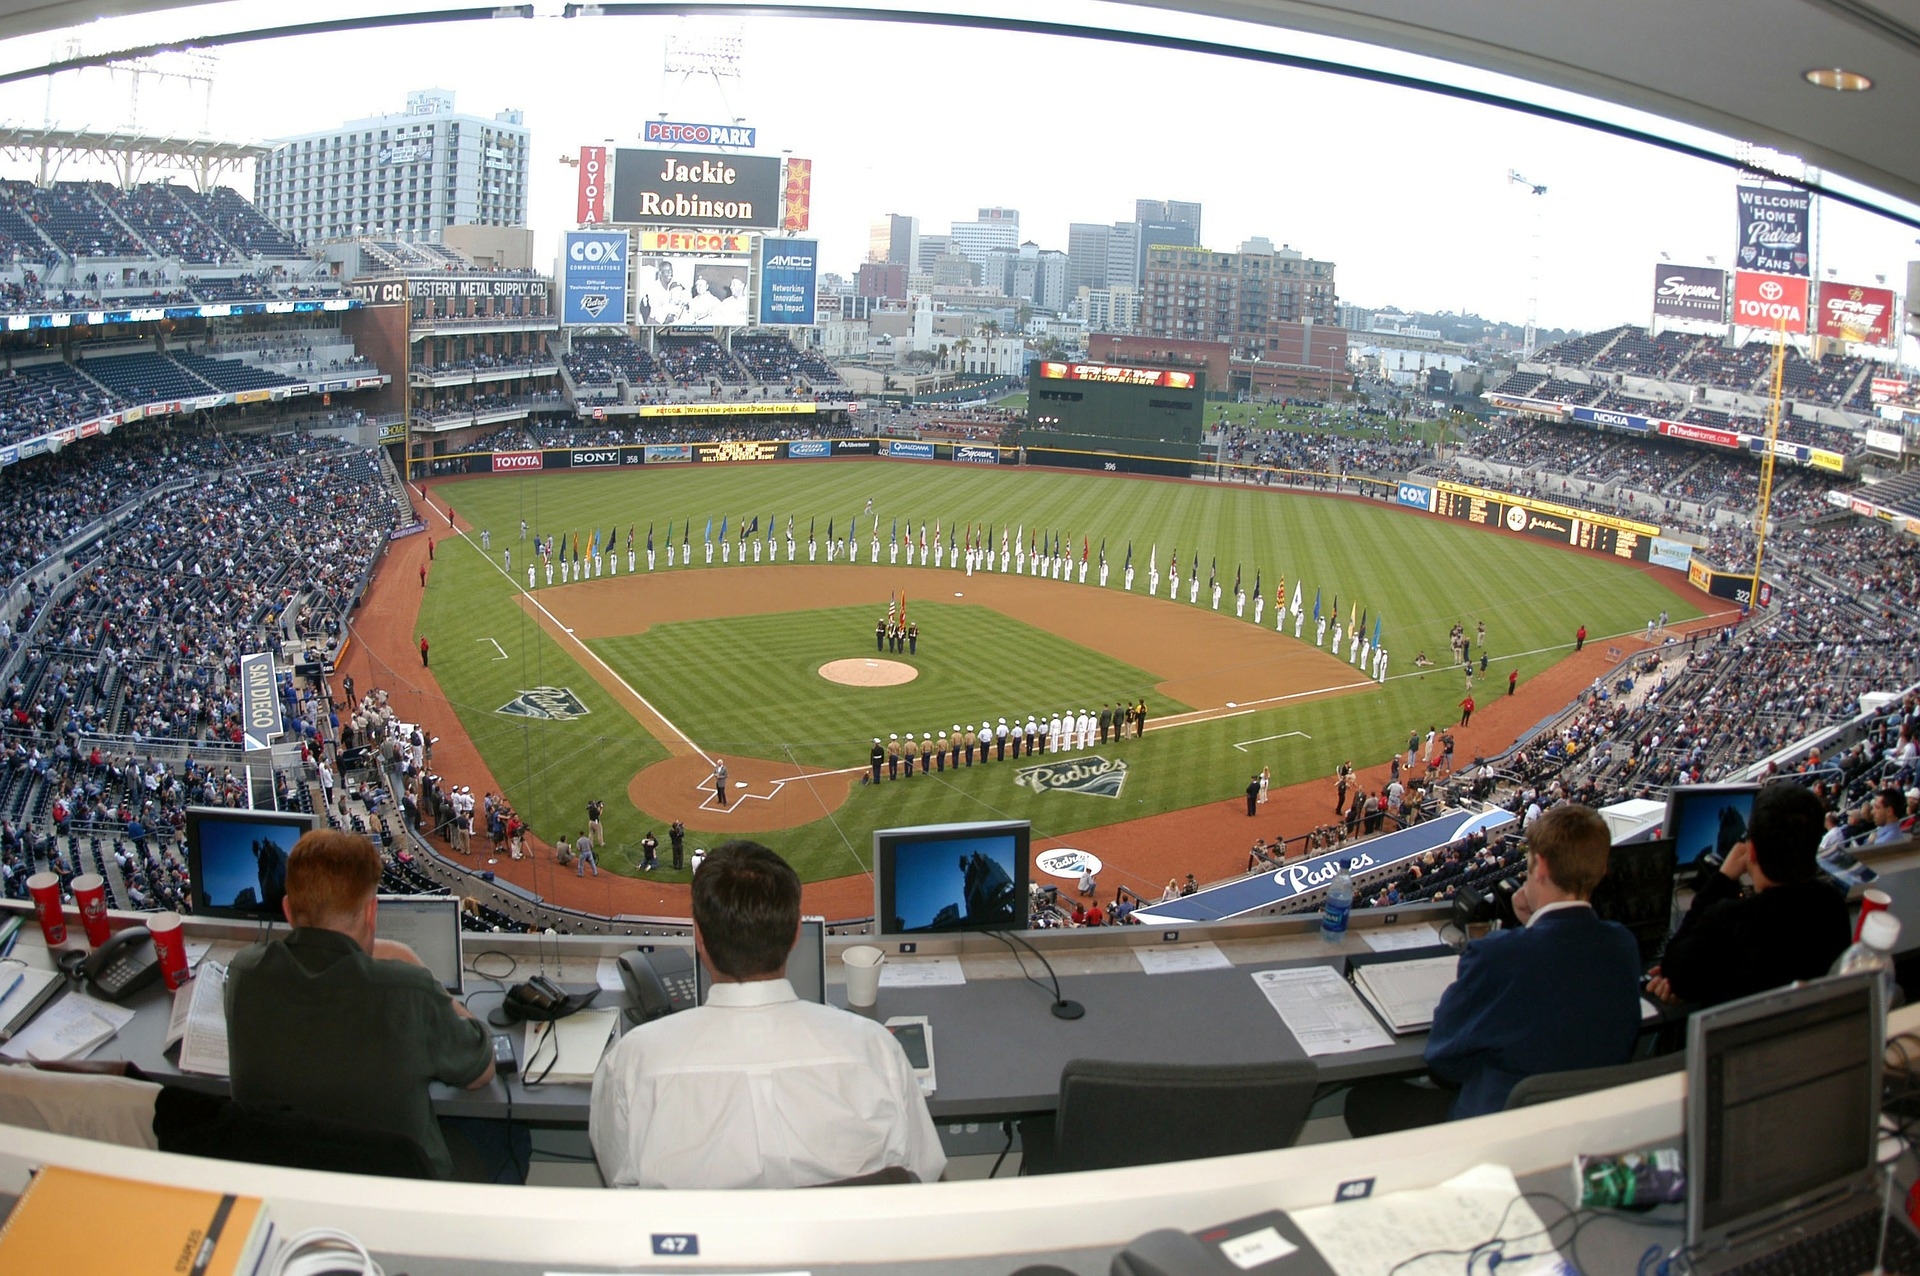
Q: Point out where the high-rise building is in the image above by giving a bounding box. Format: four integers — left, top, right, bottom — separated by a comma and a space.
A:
915, 234, 952, 276
1106, 221, 1142, 289
870, 213, 920, 266
1066, 223, 1110, 301
1032, 249, 1069, 314
1143, 237, 1338, 355
949, 208, 1020, 267
1134, 219, 1199, 286
856, 261, 908, 300
1134, 198, 1202, 243
255, 88, 529, 247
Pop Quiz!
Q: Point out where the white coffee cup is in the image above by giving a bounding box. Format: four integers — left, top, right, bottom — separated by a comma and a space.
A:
842, 944, 885, 1008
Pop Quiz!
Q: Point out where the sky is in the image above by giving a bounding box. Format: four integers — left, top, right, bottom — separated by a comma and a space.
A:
0, 1, 1914, 344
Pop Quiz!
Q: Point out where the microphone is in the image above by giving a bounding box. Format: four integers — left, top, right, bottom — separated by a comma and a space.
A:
982, 929, 1084, 1020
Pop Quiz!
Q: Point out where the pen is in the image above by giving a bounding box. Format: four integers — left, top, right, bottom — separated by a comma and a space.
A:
0, 971, 22, 1007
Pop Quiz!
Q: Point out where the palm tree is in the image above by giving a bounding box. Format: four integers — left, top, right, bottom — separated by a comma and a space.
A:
952, 336, 973, 373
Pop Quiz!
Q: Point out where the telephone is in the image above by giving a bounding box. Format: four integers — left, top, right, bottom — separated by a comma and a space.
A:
82, 927, 161, 1001
618, 947, 697, 1025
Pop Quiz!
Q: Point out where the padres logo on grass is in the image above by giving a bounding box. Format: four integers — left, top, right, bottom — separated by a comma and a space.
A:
496, 687, 591, 720
1014, 756, 1128, 799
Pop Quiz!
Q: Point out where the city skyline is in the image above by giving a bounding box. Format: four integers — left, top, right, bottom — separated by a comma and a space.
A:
0, 7, 1910, 346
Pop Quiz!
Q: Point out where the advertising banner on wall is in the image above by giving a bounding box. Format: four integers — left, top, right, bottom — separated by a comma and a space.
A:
633, 254, 752, 326
1735, 184, 1811, 276
561, 231, 628, 325
240, 652, 281, 752
1731, 271, 1809, 332
1650, 264, 1727, 321
575, 146, 608, 225
781, 158, 812, 231
610, 148, 783, 229
758, 237, 818, 325
1432, 480, 1659, 561
1815, 281, 1896, 345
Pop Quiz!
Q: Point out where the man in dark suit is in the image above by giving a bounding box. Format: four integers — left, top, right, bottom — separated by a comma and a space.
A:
1647, 782, 1850, 1009
1345, 803, 1642, 1132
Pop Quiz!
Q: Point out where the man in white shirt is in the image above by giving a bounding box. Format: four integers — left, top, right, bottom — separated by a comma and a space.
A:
590, 841, 945, 1189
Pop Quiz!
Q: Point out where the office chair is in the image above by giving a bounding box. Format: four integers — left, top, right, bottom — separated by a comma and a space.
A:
1019, 1058, 1320, 1175
1503, 1052, 1684, 1110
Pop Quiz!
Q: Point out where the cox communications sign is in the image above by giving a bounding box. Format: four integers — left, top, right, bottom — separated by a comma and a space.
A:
562, 231, 629, 325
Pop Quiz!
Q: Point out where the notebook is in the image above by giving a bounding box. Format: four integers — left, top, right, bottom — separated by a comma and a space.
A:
1684, 973, 1894, 1274
377, 894, 464, 994
693, 916, 827, 1006
1348, 953, 1459, 1034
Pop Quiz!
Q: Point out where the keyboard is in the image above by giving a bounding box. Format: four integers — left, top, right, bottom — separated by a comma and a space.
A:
1724, 1209, 1920, 1276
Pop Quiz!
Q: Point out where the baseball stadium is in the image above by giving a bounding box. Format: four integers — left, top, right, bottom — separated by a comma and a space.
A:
0, 0, 1917, 1264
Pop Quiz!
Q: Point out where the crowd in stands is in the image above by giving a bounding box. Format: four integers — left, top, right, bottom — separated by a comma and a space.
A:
0, 181, 305, 269
1217, 411, 1431, 478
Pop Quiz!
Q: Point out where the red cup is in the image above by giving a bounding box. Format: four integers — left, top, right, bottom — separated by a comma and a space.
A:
70, 873, 110, 947
1856, 888, 1893, 942
25, 871, 65, 947
148, 912, 190, 991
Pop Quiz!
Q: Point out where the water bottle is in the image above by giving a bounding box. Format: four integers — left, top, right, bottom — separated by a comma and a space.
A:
1831, 911, 1901, 1006
1321, 862, 1354, 943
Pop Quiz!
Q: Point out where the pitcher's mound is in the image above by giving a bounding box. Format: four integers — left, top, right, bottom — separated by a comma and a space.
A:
821, 658, 918, 687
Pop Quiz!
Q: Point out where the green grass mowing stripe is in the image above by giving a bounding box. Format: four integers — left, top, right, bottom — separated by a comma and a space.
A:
428, 463, 1698, 881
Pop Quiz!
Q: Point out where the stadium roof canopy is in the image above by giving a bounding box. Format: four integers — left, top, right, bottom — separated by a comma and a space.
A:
0, 1, 1911, 217
0, 125, 263, 189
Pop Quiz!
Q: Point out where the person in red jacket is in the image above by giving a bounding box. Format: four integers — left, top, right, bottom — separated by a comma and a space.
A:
1459, 695, 1474, 726
1509, 669, 1519, 696
419, 637, 429, 668
1575, 624, 1587, 651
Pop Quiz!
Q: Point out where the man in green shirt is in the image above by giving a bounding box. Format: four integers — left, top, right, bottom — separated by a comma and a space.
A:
225, 829, 495, 1179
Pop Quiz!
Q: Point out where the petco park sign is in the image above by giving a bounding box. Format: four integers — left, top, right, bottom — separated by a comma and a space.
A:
1732, 271, 1809, 332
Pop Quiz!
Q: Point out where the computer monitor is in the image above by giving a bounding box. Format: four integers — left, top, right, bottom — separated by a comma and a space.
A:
376, 894, 464, 994
1666, 783, 1759, 869
1685, 974, 1883, 1261
874, 820, 1030, 937
184, 806, 318, 922
695, 917, 826, 1005
1589, 837, 1677, 967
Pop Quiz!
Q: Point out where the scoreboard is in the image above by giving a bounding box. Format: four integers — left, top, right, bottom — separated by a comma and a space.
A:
1430, 481, 1659, 562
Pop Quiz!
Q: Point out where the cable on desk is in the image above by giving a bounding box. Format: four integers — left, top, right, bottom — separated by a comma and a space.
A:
989, 1119, 1015, 1179
267, 1227, 383, 1276
466, 949, 516, 984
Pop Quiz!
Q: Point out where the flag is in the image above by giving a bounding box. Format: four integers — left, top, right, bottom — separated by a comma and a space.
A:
845, 514, 855, 546
1016, 524, 1023, 555
741, 515, 752, 541
1372, 616, 1381, 646
899, 591, 907, 626
947, 523, 954, 552
1331, 593, 1338, 622
873, 511, 880, 536
1253, 569, 1261, 600
1082, 536, 1089, 563
1313, 588, 1321, 620
1209, 557, 1217, 589
573, 533, 580, 565
590, 527, 599, 557
1359, 607, 1368, 636
919, 522, 926, 549
827, 516, 834, 543
887, 591, 896, 624
645, 523, 653, 551
1053, 531, 1059, 559
891, 517, 898, 545
720, 515, 728, 541
1149, 544, 1156, 574
1349, 599, 1357, 630
1234, 564, 1242, 595
767, 513, 775, 543
1100, 537, 1107, 566
628, 524, 635, 550
1292, 581, 1302, 616
987, 524, 995, 552
1124, 541, 1132, 570
1170, 548, 1177, 575
705, 517, 713, 544
808, 515, 815, 541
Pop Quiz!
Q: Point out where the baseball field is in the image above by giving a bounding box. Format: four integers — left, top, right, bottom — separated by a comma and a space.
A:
371, 459, 1701, 893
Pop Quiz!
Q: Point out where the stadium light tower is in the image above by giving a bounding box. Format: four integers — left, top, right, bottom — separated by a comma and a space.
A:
1508, 169, 1548, 358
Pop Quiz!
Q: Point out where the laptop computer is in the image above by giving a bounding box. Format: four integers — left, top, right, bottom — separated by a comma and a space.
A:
375, 894, 464, 995
694, 916, 826, 1006
1685, 972, 1911, 1274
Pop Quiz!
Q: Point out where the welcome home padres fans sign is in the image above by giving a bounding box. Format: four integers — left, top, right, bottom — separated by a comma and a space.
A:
496, 688, 591, 721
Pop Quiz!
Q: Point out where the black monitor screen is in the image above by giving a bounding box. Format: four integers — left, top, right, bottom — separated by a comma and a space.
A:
1590, 838, 1677, 966
186, 806, 317, 921
1667, 785, 1758, 868
875, 821, 1030, 936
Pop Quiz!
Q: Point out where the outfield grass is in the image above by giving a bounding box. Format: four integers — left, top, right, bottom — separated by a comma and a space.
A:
416, 461, 1700, 882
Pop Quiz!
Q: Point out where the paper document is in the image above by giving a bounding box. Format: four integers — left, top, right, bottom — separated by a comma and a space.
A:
878, 957, 966, 988
594, 957, 627, 993
1251, 967, 1393, 1056
523, 1008, 619, 1084
1, 992, 135, 1063
174, 966, 233, 1077
1361, 924, 1444, 953
1293, 1164, 1563, 1276
1350, 955, 1459, 1034
1134, 943, 1232, 975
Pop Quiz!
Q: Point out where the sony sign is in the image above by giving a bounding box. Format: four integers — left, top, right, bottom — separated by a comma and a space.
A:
570, 449, 621, 468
